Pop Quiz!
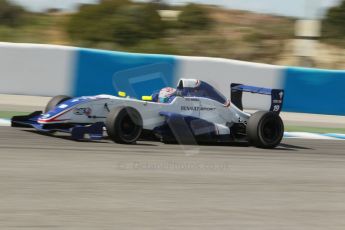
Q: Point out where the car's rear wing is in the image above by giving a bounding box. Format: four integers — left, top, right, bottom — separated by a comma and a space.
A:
231, 83, 284, 113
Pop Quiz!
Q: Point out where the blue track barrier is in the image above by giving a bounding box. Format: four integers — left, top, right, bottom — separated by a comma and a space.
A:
74, 48, 177, 99
283, 67, 345, 115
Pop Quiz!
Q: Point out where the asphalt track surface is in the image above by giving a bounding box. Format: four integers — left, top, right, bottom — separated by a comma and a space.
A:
1, 127, 345, 230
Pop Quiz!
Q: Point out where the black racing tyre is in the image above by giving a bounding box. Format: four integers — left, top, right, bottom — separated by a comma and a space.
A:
105, 106, 143, 144
246, 111, 284, 149
44, 95, 71, 113
161, 136, 178, 145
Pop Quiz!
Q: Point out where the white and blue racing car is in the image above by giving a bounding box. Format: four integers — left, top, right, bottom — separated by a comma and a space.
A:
12, 79, 285, 148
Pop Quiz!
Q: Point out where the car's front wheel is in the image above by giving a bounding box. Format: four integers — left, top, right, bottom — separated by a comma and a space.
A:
246, 111, 284, 149
45, 95, 71, 113
105, 106, 143, 144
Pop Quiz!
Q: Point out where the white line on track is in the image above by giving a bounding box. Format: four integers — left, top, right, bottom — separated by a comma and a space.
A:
0, 119, 10, 127
284, 132, 345, 140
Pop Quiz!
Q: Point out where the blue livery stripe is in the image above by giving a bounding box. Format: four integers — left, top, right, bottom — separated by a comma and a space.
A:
232, 84, 272, 95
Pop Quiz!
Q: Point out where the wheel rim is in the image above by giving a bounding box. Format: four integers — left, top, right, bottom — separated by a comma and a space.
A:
119, 114, 141, 141
260, 117, 282, 144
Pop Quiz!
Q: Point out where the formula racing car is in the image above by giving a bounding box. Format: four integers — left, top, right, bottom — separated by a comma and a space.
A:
12, 79, 285, 148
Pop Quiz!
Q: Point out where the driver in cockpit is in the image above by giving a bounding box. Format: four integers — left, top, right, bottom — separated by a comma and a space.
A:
152, 87, 177, 103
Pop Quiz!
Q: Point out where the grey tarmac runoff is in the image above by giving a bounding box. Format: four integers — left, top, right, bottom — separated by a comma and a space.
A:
0, 126, 345, 229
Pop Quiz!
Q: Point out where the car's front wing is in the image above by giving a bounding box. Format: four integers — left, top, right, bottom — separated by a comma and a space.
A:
11, 111, 104, 141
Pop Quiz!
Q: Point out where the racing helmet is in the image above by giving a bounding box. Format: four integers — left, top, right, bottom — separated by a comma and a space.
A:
158, 87, 176, 103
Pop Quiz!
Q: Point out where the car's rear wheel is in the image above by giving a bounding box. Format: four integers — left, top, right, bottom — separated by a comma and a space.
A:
105, 106, 143, 144
246, 111, 284, 149
45, 95, 71, 113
